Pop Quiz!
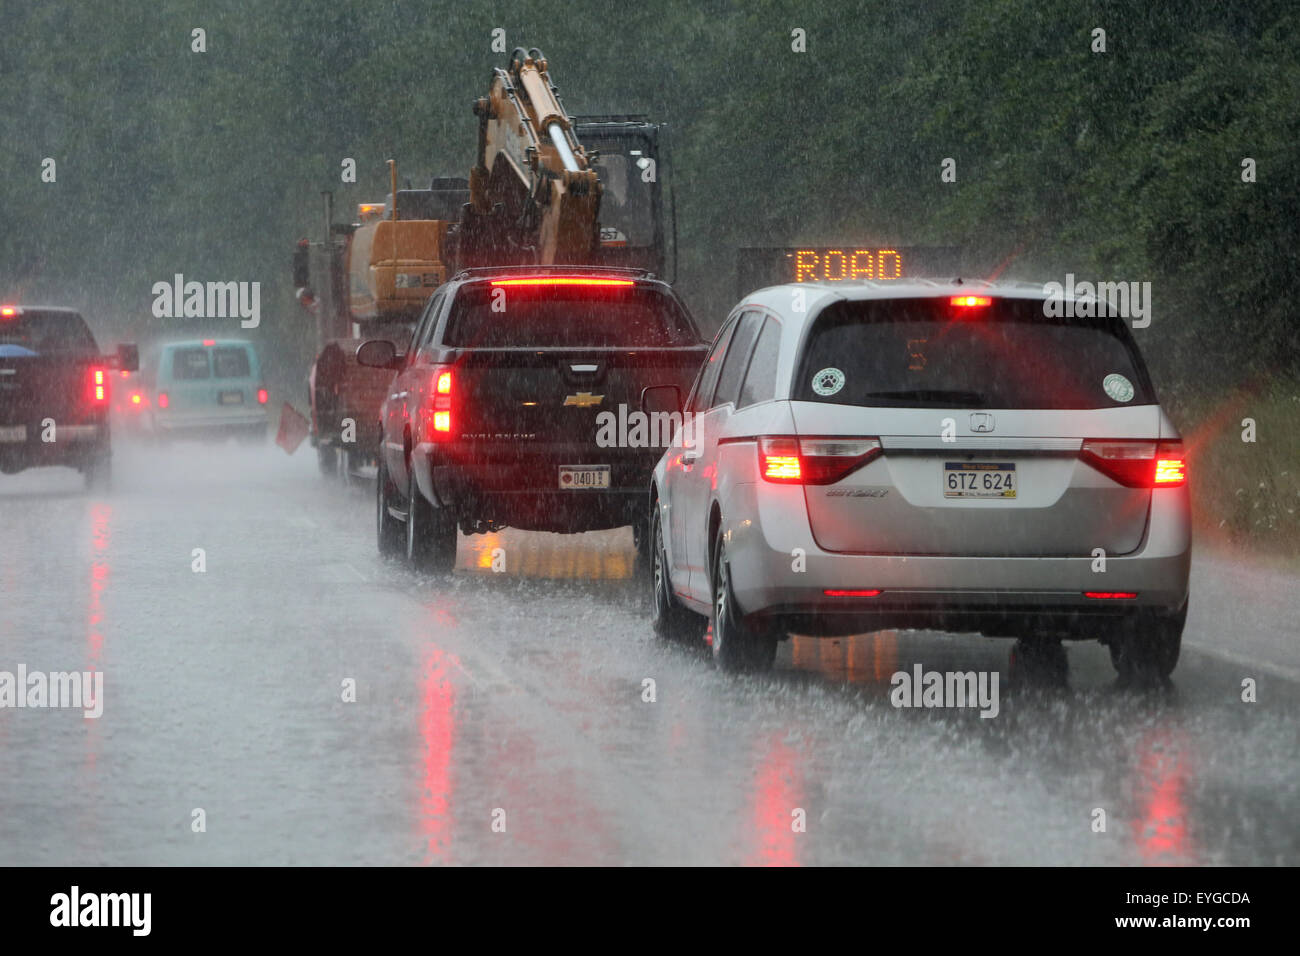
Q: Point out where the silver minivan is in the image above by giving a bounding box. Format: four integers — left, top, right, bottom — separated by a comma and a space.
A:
647, 281, 1190, 681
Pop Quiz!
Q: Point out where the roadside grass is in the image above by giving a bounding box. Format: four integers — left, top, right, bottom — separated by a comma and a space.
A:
1164, 380, 1300, 572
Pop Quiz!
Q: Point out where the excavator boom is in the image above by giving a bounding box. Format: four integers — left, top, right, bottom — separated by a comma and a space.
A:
454, 48, 603, 268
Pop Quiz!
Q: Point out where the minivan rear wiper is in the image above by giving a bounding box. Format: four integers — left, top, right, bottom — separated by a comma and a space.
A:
858, 389, 988, 406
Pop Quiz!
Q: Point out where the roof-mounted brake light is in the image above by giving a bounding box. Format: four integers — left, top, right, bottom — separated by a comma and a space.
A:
489, 277, 634, 288
950, 296, 992, 307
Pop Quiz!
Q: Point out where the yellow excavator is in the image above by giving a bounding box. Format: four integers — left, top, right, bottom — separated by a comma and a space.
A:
292, 48, 676, 476
449, 47, 675, 276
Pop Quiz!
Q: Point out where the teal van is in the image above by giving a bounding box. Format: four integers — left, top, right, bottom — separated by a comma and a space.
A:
143, 339, 269, 441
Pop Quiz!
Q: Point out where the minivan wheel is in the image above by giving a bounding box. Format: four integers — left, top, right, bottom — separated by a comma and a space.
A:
407, 470, 457, 573
375, 457, 404, 558
710, 531, 778, 672
649, 503, 707, 644
1110, 606, 1185, 684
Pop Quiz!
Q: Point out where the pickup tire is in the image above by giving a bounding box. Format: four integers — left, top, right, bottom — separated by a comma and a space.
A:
710, 530, 778, 672
406, 471, 456, 573
649, 502, 706, 644
317, 443, 338, 477
83, 456, 112, 494
375, 457, 404, 558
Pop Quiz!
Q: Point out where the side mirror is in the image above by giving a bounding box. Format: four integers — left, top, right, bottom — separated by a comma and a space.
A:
113, 343, 139, 372
640, 384, 682, 417
356, 339, 399, 369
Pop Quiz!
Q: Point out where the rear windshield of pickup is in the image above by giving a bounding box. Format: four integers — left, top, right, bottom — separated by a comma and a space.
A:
444, 283, 699, 348
0, 310, 98, 357
796, 298, 1156, 409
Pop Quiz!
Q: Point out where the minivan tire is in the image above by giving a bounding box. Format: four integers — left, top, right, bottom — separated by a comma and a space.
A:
710, 530, 778, 672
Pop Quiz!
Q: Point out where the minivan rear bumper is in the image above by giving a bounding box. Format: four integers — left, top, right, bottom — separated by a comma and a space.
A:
154, 407, 268, 434
723, 480, 1191, 638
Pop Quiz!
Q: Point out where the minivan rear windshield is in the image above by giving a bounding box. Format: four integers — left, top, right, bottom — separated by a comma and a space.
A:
795, 298, 1156, 409
172, 347, 211, 379
213, 347, 251, 378
444, 283, 698, 348
0, 310, 98, 356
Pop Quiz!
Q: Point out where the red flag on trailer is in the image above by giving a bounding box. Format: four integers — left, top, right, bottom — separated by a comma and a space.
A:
276, 403, 310, 454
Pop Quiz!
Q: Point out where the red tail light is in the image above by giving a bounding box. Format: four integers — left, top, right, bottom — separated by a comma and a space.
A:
1084, 591, 1138, 600
157, 392, 170, 409
1080, 440, 1186, 488
0, 305, 18, 318
88, 367, 108, 404
824, 589, 882, 597
419, 366, 454, 442
951, 295, 992, 308
257, 387, 269, 404
758, 436, 882, 484
130, 392, 143, 407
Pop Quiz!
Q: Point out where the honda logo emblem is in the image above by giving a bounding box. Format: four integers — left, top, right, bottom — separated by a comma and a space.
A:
970, 413, 995, 433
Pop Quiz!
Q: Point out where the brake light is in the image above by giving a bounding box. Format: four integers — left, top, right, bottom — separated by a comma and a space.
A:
88, 367, 108, 404
950, 295, 992, 308
421, 366, 454, 441
824, 589, 882, 597
760, 438, 802, 481
0, 305, 17, 317
257, 388, 269, 404
130, 392, 142, 406
157, 392, 169, 409
489, 277, 634, 287
203, 339, 215, 346
1154, 454, 1186, 485
758, 436, 882, 484
1084, 592, 1138, 599
1080, 440, 1186, 488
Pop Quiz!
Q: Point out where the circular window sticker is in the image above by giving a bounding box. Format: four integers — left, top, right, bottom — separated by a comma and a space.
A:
812, 367, 846, 396
1103, 373, 1135, 403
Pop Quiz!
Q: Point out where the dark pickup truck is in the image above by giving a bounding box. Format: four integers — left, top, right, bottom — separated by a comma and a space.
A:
358, 267, 709, 571
0, 305, 138, 490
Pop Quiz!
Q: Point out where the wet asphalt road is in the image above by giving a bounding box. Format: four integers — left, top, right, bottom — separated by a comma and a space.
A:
0, 440, 1296, 865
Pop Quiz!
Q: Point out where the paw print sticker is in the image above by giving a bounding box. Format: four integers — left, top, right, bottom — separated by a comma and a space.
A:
812, 367, 846, 396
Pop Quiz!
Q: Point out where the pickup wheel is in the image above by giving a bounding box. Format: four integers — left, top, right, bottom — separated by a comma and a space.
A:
317, 443, 338, 477
406, 470, 456, 573
83, 457, 112, 494
710, 530, 778, 672
375, 458, 404, 558
649, 503, 707, 644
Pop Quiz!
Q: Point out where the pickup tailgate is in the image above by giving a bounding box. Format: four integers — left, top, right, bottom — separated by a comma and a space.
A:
452, 347, 705, 460
436, 278, 706, 485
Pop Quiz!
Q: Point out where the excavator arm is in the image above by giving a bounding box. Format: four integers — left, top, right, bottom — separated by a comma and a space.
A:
453, 48, 603, 267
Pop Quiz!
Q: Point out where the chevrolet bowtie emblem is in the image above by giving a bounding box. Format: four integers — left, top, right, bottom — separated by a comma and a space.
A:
563, 392, 604, 408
